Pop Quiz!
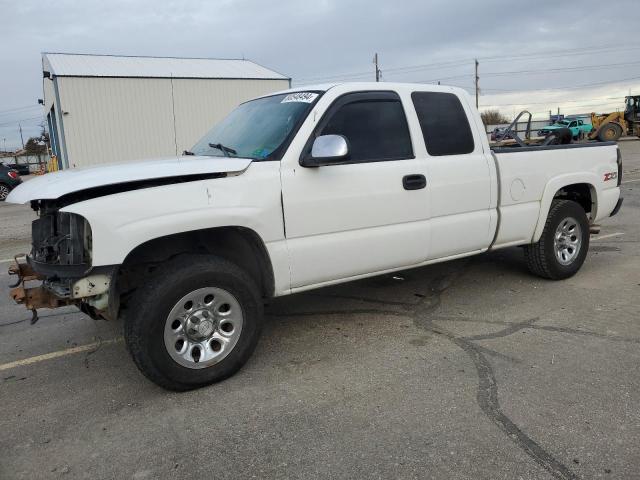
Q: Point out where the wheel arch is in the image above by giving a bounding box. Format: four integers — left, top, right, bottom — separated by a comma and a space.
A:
115, 226, 276, 301
532, 175, 599, 243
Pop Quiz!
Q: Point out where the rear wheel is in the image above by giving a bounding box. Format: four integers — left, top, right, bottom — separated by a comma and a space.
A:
598, 123, 622, 142
0, 183, 10, 201
524, 200, 590, 280
123, 255, 263, 391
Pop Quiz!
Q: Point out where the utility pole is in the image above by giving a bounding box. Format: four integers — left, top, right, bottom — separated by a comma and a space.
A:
19, 124, 25, 149
474, 59, 479, 109
374, 53, 381, 82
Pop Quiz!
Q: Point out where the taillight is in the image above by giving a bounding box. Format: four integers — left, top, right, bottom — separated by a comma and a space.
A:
7, 170, 19, 180
616, 147, 622, 186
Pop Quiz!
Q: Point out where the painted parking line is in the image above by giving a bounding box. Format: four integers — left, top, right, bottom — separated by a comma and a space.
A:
0, 258, 14, 264
0, 337, 123, 372
622, 178, 640, 184
592, 232, 625, 241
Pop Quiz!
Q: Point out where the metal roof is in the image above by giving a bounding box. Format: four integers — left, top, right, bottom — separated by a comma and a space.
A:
42, 53, 289, 80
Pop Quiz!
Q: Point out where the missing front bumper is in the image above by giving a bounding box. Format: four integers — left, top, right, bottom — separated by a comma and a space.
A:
8, 255, 73, 324
8, 256, 114, 324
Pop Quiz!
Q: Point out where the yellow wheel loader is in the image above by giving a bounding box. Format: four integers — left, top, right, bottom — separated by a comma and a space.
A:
589, 95, 640, 141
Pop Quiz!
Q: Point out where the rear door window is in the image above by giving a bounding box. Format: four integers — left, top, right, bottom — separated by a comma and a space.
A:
411, 92, 474, 156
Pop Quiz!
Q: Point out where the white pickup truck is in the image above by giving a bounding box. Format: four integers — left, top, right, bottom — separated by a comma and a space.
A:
7, 83, 623, 390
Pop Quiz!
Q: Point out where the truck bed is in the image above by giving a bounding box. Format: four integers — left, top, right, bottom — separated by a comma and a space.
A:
489, 140, 621, 250
491, 140, 616, 154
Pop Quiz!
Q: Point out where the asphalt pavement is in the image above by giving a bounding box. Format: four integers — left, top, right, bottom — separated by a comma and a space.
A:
1, 140, 639, 479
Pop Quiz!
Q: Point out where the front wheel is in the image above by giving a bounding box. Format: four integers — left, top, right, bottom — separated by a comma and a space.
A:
123, 255, 263, 391
598, 123, 622, 142
524, 200, 590, 280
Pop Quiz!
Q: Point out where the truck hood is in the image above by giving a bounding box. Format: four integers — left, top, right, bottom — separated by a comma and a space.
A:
6, 156, 253, 204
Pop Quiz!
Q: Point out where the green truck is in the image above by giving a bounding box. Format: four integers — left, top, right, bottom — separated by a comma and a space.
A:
538, 119, 592, 140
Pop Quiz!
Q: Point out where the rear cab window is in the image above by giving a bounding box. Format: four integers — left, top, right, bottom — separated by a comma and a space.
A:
411, 92, 475, 156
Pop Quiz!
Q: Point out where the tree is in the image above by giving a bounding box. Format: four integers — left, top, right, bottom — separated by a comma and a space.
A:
480, 109, 510, 125
24, 137, 47, 155
24, 124, 49, 155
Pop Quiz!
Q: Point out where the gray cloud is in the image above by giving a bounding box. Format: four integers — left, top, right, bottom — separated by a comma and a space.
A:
1, 0, 638, 148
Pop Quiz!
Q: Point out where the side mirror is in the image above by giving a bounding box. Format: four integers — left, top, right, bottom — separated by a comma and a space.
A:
300, 134, 349, 167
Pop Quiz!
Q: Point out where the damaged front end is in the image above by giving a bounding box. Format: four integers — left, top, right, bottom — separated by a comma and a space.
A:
8, 200, 116, 323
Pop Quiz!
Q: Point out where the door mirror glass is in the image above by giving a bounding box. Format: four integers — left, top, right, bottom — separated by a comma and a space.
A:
301, 135, 350, 167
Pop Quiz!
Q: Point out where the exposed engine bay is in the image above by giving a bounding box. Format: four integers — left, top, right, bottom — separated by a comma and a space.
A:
31, 200, 92, 272
9, 199, 113, 323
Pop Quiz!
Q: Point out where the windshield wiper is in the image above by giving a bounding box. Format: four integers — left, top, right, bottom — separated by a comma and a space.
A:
208, 143, 237, 157
182, 150, 195, 156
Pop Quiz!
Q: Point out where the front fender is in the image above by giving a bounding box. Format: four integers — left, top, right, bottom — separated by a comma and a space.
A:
61, 163, 284, 267
532, 173, 599, 243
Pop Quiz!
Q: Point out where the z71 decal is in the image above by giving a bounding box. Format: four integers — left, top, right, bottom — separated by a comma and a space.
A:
604, 172, 618, 182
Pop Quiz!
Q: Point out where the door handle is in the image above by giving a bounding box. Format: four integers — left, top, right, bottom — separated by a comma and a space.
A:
402, 174, 427, 190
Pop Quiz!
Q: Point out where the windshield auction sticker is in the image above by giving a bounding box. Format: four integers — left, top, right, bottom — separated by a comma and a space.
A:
281, 92, 319, 103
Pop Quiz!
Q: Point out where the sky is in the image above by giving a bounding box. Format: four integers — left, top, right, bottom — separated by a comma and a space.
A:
1, 0, 639, 150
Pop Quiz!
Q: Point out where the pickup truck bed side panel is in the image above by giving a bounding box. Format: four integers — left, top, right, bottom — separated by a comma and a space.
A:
492, 144, 620, 247
61, 162, 291, 293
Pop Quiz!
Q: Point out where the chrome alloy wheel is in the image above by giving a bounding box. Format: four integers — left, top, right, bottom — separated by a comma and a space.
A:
554, 217, 582, 266
164, 287, 244, 369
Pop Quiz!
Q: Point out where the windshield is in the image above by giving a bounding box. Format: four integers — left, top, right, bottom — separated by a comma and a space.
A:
191, 92, 321, 160
558, 120, 570, 125
626, 97, 635, 113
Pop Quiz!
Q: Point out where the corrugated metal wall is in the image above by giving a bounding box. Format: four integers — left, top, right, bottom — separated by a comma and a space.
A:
43, 80, 55, 111
55, 77, 288, 167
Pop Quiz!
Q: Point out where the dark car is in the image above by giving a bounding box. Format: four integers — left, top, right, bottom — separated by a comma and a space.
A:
1, 162, 30, 176
0, 164, 22, 201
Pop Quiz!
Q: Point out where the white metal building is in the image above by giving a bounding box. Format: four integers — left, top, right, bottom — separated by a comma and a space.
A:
41, 53, 290, 169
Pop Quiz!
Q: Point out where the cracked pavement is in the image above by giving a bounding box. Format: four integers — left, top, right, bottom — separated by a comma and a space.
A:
1, 139, 639, 479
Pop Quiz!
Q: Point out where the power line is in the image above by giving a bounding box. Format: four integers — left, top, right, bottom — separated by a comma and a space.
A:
397, 44, 640, 75
482, 60, 640, 77
397, 59, 640, 84
481, 74, 640, 94
293, 58, 472, 83
395, 60, 640, 85
478, 43, 640, 63
0, 115, 44, 128
480, 96, 625, 107
483, 102, 624, 114
0, 105, 42, 116
417, 73, 472, 83
292, 42, 640, 84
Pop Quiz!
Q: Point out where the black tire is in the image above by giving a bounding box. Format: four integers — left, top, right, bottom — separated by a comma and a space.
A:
524, 200, 590, 280
123, 255, 263, 391
598, 123, 622, 142
547, 127, 572, 145
0, 183, 11, 201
